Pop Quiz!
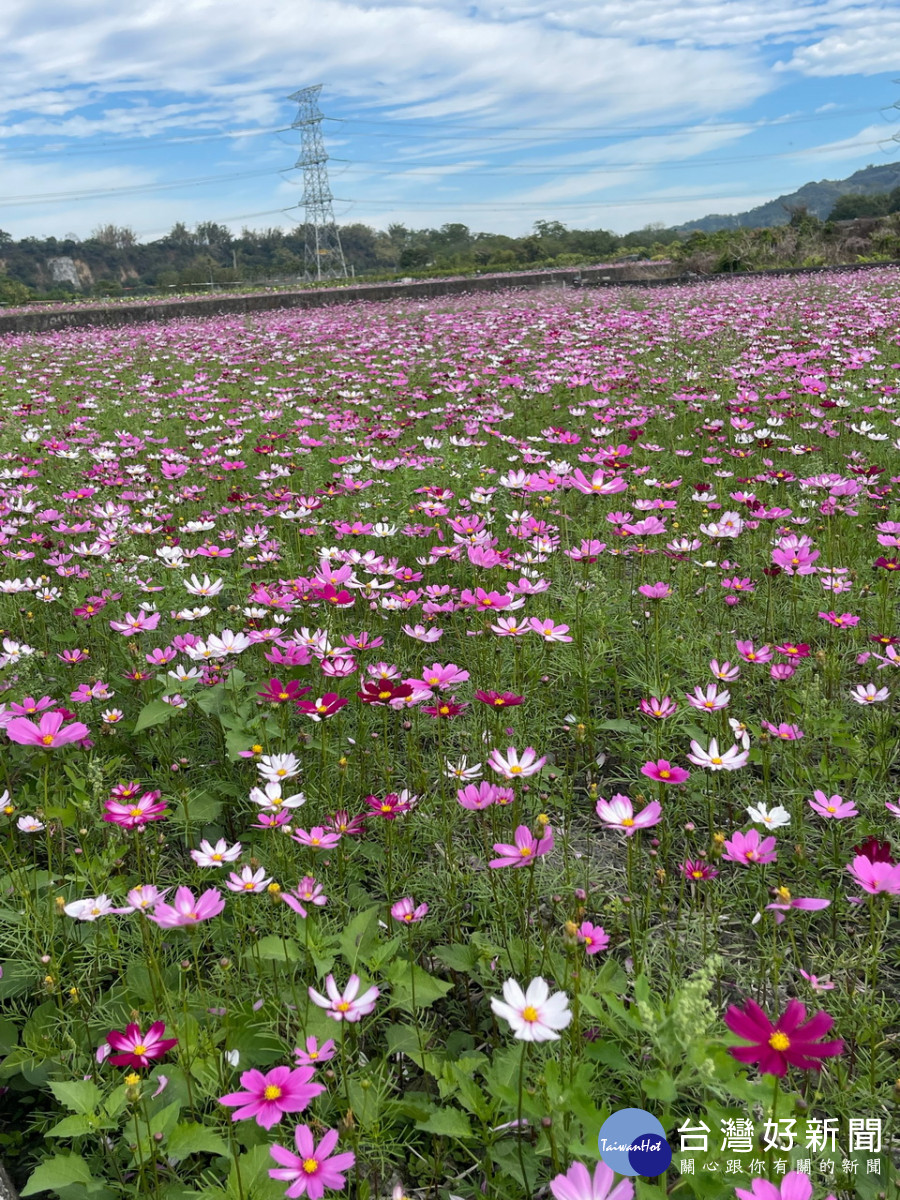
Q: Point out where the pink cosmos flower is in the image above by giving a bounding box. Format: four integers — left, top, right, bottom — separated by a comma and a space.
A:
850, 682, 890, 705
489, 824, 555, 867
808, 791, 857, 819
219, 1065, 325, 1129
457, 781, 499, 810
308, 973, 380, 1022
146, 886, 225, 927
637, 582, 671, 600
735, 1171, 835, 1200
686, 683, 730, 712
226, 866, 272, 893
639, 695, 677, 719
269, 1125, 355, 1200
106, 1021, 177, 1068
710, 659, 740, 681
595, 794, 661, 835
764, 893, 830, 924
391, 897, 429, 923
528, 617, 574, 642
799, 970, 834, 992
109, 610, 161, 635
292, 826, 342, 850
846, 854, 900, 896
576, 921, 609, 955
293, 1036, 336, 1067
640, 759, 689, 785
761, 721, 804, 741
487, 745, 546, 779
281, 877, 328, 917
6, 711, 90, 748
735, 639, 773, 664
722, 829, 778, 866
550, 1160, 634, 1200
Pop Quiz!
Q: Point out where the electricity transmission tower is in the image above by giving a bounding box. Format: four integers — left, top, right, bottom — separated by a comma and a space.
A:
288, 85, 347, 281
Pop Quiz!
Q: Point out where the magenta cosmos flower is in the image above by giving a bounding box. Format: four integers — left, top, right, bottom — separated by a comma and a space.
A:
106, 1021, 177, 1068
640, 759, 689, 785
146, 885, 225, 927
722, 829, 778, 866
594, 794, 661, 835
724, 998, 843, 1076
576, 921, 609, 955
269, 1125, 355, 1199
103, 790, 167, 829
550, 1160, 634, 1200
219, 1065, 324, 1130
764, 890, 829, 924
6, 711, 90, 748
489, 824, 554, 867
308, 973, 379, 1022
637, 582, 671, 600
735, 1170, 836, 1200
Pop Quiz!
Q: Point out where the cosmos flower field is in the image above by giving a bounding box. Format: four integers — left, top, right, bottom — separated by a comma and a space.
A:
0, 272, 899, 1200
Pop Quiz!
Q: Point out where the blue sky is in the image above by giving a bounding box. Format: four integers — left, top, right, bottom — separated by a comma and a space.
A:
1, 0, 899, 241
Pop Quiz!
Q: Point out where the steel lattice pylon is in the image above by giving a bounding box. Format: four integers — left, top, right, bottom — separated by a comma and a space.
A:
287, 84, 347, 282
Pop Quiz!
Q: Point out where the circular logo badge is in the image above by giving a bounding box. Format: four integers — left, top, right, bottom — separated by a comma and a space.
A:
597, 1108, 673, 1177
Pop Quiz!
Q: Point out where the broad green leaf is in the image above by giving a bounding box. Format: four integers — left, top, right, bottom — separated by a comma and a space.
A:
46, 1115, 94, 1138
417, 1106, 474, 1139
338, 904, 381, 968
49, 1079, 102, 1115
21, 1153, 92, 1196
166, 1121, 230, 1163
254, 935, 302, 963
386, 960, 452, 1012
433, 943, 478, 973
133, 699, 177, 733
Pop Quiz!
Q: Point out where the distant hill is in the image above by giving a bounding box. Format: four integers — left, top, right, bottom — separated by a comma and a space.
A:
677, 161, 900, 232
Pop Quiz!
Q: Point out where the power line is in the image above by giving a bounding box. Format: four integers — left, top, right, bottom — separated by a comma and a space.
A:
0, 167, 293, 208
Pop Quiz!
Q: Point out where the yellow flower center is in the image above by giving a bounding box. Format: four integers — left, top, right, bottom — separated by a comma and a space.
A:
509, 765, 522, 774
132, 1044, 147, 1055
263, 1085, 282, 1100
244, 882, 256, 890
621, 817, 634, 827
41, 734, 55, 745
302, 1159, 319, 1175
252, 744, 263, 753
519, 845, 533, 857
769, 1032, 790, 1051
711, 756, 723, 765
522, 1005, 539, 1022
130, 807, 143, 817
336, 1001, 350, 1012
659, 770, 670, 779
691, 870, 703, 879
378, 690, 391, 700
775, 886, 792, 902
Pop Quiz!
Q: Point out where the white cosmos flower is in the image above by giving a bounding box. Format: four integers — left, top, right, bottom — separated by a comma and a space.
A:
491, 977, 572, 1042
746, 802, 791, 830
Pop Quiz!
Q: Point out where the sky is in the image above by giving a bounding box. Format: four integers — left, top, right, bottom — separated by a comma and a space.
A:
1, 0, 900, 242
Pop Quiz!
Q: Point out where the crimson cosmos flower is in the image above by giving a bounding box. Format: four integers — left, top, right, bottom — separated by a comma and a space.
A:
357, 679, 412, 705
106, 1021, 177, 1068
257, 678, 312, 704
724, 998, 843, 1076
475, 690, 524, 708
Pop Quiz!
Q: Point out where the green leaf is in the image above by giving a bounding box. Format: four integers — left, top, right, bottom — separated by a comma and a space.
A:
133, 699, 177, 733
386, 960, 452, 1013
433, 943, 478, 973
49, 1079, 102, 1115
417, 1106, 474, 1139
21, 1153, 92, 1196
195, 685, 226, 717
338, 904, 381, 968
45, 1115, 94, 1138
166, 1121, 230, 1163
598, 718, 641, 734
254, 935, 302, 963
641, 1068, 677, 1103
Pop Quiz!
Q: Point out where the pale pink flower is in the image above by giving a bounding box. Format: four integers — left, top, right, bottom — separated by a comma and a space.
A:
308, 973, 379, 1022
595, 794, 661, 835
